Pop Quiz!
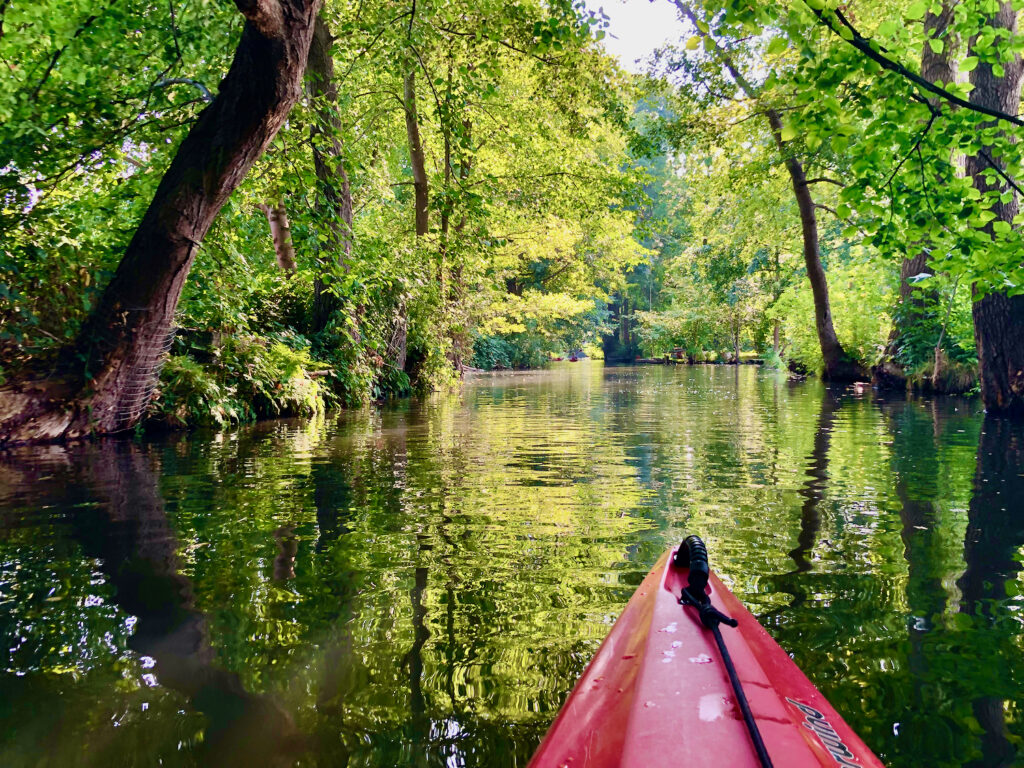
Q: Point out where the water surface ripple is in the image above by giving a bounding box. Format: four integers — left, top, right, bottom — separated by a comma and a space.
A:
1, 364, 1021, 767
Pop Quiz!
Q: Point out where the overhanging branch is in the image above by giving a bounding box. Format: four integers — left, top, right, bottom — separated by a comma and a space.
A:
812, 5, 1024, 127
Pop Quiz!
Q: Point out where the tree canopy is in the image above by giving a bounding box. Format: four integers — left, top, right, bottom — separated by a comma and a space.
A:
1, 0, 1024, 440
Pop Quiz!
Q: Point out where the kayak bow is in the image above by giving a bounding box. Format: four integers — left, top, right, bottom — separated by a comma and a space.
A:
529, 538, 885, 768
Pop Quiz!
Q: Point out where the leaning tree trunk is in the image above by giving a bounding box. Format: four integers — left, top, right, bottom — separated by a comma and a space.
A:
672, 1, 864, 382
0, 0, 319, 445
767, 110, 866, 382
307, 12, 355, 333
874, 4, 955, 389
966, 0, 1024, 416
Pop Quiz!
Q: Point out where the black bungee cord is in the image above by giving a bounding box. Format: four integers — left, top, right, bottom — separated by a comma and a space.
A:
675, 535, 775, 768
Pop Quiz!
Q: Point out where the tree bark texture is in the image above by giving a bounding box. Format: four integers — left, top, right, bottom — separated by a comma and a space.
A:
404, 69, 429, 237
307, 12, 354, 332
258, 201, 298, 272
0, 0, 320, 445
966, 0, 1024, 416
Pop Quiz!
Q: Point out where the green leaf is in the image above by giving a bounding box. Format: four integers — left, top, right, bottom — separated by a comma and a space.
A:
960, 56, 979, 72
927, 38, 943, 55
905, 1, 926, 20
685, 35, 701, 50
780, 121, 797, 142
993, 220, 1012, 234
766, 37, 788, 55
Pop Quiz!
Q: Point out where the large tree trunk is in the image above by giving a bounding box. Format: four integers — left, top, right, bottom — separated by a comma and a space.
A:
769, 114, 865, 382
874, 4, 955, 389
0, 0, 320, 445
307, 12, 354, 333
966, 1, 1024, 416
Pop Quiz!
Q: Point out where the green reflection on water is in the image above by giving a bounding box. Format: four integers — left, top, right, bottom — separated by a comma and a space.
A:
1, 364, 1022, 767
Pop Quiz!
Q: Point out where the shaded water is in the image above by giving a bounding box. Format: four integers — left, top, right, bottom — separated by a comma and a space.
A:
1, 364, 1022, 767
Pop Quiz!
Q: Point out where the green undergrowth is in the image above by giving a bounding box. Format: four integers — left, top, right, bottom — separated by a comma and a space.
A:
907, 359, 979, 396
152, 334, 330, 428
470, 333, 551, 370
761, 349, 788, 371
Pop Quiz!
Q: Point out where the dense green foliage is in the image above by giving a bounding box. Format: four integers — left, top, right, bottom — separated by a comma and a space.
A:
620, 0, 1020, 389
2, 0, 1024, 423
0, 0, 642, 420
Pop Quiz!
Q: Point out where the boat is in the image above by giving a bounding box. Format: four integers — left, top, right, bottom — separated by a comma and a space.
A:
528, 536, 885, 768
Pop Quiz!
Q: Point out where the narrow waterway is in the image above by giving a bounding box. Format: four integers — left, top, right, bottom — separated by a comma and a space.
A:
2, 363, 1021, 767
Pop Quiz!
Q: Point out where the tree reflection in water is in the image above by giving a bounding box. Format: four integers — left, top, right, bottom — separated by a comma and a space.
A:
959, 418, 1024, 768
3, 441, 305, 766
2, 366, 1024, 768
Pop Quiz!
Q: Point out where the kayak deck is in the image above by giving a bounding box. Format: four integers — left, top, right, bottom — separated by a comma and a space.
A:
528, 549, 884, 768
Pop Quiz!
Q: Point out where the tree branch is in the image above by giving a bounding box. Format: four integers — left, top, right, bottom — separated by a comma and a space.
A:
804, 177, 844, 187
881, 109, 937, 190
979, 149, 1024, 198
154, 77, 214, 103
432, 23, 564, 65
812, 6, 1024, 127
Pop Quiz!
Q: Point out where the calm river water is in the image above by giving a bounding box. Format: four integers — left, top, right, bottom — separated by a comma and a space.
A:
2, 364, 1022, 767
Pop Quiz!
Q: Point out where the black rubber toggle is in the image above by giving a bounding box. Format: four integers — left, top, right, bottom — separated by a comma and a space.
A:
674, 534, 710, 596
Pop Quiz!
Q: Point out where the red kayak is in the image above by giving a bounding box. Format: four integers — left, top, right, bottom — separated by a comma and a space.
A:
529, 537, 885, 768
